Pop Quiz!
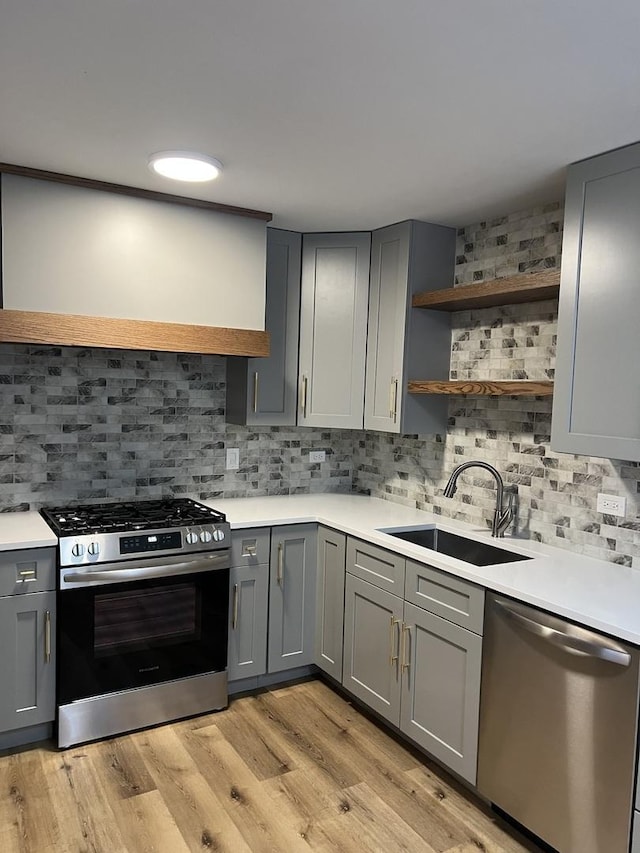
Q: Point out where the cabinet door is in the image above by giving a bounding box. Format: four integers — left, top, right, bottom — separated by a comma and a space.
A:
342, 573, 402, 726
298, 232, 371, 428
400, 601, 482, 785
226, 228, 301, 426
228, 563, 268, 681
365, 222, 410, 433
364, 220, 454, 435
315, 527, 346, 681
268, 524, 317, 673
0, 591, 56, 732
552, 142, 640, 460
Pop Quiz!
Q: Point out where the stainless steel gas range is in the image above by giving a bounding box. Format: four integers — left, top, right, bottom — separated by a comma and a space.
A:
40, 498, 231, 748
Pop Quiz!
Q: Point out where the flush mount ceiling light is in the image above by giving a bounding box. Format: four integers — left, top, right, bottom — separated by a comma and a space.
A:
148, 151, 223, 182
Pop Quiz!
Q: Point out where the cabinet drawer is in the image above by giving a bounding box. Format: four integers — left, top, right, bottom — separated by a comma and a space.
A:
346, 537, 405, 594
404, 560, 484, 635
0, 548, 56, 596
231, 528, 271, 566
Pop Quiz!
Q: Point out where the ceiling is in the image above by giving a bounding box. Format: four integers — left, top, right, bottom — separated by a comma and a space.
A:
2, 1, 640, 231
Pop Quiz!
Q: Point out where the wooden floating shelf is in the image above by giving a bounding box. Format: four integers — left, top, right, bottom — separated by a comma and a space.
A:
0, 309, 270, 357
412, 269, 561, 311
408, 380, 554, 397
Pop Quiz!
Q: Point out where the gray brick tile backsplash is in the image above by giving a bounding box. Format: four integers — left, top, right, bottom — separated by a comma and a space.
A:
1, 201, 638, 567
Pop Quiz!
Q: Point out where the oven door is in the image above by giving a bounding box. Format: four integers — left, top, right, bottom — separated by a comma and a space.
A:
58, 554, 229, 704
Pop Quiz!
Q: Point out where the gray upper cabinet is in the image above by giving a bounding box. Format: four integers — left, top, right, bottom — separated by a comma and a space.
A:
552, 141, 640, 461
314, 526, 346, 682
268, 524, 317, 673
364, 220, 455, 434
298, 232, 371, 428
226, 228, 301, 425
0, 590, 56, 733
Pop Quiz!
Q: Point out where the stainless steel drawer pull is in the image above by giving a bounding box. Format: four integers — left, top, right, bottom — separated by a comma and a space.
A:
242, 543, 257, 557
277, 543, 284, 585
18, 569, 36, 582
232, 583, 239, 630
44, 610, 51, 663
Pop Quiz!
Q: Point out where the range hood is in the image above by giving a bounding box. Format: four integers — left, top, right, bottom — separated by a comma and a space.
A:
0, 165, 272, 357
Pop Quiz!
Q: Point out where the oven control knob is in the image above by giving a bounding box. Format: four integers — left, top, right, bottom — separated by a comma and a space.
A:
186, 531, 199, 545
88, 542, 100, 557
200, 529, 213, 543
72, 543, 85, 558
212, 527, 225, 542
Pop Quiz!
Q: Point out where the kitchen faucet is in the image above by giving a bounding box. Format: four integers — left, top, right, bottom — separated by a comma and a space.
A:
443, 461, 516, 538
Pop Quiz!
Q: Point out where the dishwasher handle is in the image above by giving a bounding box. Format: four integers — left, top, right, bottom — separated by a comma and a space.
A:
495, 598, 632, 667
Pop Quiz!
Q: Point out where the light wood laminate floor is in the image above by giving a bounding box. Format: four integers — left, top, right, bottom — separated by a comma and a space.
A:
0, 679, 544, 853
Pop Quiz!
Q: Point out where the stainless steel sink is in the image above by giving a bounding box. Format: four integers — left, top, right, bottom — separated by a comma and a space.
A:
383, 527, 532, 567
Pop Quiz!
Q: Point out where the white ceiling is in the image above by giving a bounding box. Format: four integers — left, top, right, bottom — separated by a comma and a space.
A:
2, 1, 640, 231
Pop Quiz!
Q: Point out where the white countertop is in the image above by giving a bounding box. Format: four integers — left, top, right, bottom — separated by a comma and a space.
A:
0, 511, 58, 551
4, 493, 639, 646
206, 493, 640, 646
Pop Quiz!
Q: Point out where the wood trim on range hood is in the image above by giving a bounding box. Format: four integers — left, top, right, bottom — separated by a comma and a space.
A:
0, 309, 270, 357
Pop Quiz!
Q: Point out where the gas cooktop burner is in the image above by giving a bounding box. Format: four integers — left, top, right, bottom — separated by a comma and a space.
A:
41, 498, 225, 536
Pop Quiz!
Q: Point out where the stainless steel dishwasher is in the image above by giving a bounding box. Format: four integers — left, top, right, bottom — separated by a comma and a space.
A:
477, 593, 639, 853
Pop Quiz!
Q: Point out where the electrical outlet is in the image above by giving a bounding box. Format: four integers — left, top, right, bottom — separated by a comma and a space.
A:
226, 448, 240, 470
596, 493, 626, 517
309, 450, 326, 463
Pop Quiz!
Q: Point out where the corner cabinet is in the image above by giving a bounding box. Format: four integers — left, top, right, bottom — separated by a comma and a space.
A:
226, 228, 301, 426
314, 527, 346, 682
0, 548, 56, 737
364, 220, 455, 434
268, 524, 317, 673
298, 232, 371, 428
552, 141, 640, 461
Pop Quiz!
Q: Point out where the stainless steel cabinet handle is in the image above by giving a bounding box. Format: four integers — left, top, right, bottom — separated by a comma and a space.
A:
242, 543, 257, 557
401, 623, 411, 672
300, 376, 308, 417
389, 616, 401, 666
496, 598, 631, 666
18, 569, 36, 582
232, 583, 239, 630
44, 610, 51, 663
253, 371, 259, 413
277, 543, 284, 585
389, 378, 399, 421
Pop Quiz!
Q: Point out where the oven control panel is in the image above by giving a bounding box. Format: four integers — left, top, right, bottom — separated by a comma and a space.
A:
58, 523, 229, 567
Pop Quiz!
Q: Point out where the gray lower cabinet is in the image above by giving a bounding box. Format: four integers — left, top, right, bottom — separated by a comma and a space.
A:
298, 232, 371, 428
314, 527, 346, 681
364, 220, 454, 434
226, 228, 301, 426
228, 528, 270, 681
552, 140, 640, 460
342, 573, 403, 725
632, 812, 640, 853
342, 536, 483, 785
268, 524, 317, 673
0, 590, 56, 732
400, 601, 482, 785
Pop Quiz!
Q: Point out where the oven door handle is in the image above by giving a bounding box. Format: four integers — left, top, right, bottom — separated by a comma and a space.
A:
63, 553, 228, 584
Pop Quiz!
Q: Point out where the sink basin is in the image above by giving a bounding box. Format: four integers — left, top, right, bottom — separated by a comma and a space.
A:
383, 527, 532, 567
